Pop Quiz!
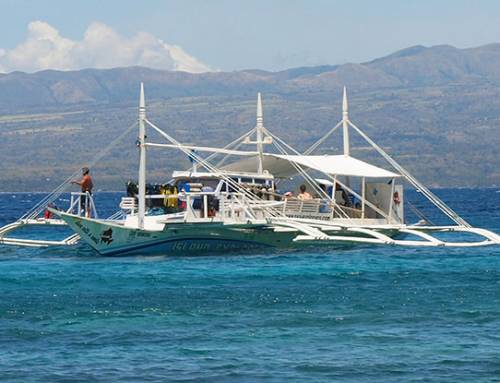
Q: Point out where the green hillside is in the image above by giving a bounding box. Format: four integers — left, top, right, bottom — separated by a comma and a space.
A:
1, 44, 499, 191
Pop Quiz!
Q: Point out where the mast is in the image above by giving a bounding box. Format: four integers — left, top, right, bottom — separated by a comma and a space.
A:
342, 86, 350, 156
243, 92, 272, 173
342, 86, 351, 190
138, 82, 146, 229
256, 92, 264, 174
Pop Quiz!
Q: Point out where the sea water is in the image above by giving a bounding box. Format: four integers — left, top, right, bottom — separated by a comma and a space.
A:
0, 189, 499, 382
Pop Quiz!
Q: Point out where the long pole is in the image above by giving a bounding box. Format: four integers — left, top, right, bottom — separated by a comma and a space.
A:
342, 87, 351, 190
256, 92, 264, 174
138, 82, 146, 229
388, 178, 395, 224
361, 177, 366, 220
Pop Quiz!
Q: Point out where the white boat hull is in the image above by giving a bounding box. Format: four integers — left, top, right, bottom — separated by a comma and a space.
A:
54, 211, 500, 256
56, 212, 297, 255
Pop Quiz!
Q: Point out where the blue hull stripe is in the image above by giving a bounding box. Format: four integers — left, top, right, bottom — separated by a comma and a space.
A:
101, 237, 273, 256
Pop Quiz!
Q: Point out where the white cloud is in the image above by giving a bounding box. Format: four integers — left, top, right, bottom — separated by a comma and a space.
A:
0, 21, 211, 73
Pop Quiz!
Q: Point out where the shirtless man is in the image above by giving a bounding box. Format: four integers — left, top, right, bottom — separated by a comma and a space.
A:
71, 167, 94, 217
297, 184, 313, 201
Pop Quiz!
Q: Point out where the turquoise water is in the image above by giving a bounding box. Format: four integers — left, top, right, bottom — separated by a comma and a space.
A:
1, 190, 499, 382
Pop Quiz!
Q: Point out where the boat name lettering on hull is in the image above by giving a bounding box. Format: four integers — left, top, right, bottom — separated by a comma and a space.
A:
74, 219, 99, 244
171, 240, 260, 252
127, 231, 152, 240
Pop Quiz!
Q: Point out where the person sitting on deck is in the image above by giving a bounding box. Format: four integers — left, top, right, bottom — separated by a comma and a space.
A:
297, 184, 313, 201
71, 167, 94, 217
177, 182, 190, 210
336, 185, 352, 207
283, 191, 294, 201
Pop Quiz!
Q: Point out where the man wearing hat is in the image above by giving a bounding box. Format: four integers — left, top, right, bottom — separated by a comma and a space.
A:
71, 167, 94, 217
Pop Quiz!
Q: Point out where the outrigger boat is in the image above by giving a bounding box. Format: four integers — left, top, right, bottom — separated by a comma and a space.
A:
1, 84, 499, 255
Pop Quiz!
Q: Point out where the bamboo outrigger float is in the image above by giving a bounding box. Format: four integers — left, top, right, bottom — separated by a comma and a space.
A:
1, 84, 499, 254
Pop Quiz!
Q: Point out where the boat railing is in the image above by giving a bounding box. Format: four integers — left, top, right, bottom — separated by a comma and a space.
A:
184, 191, 270, 221
123, 192, 367, 222
119, 197, 138, 214
219, 192, 279, 221
0, 191, 98, 248
124, 191, 283, 221
67, 191, 98, 218
139, 192, 220, 219
282, 198, 362, 220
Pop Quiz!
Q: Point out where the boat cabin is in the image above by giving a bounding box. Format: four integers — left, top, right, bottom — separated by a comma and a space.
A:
171, 170, 275, 193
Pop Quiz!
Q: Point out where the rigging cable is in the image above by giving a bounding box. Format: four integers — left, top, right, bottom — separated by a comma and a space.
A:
21, 120, 138, 220
348, 120, 470, 227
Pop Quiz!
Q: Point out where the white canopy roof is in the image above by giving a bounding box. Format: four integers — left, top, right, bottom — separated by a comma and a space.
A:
222, 154, 400, 178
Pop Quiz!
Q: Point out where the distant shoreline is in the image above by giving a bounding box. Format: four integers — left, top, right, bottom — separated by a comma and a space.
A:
0, 187, 498, 194
0, 190, 125, 194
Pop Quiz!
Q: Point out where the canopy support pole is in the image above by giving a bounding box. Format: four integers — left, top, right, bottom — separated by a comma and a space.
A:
332, 175, 338, 218
361, 177, 366, 220
388, 178, 395, 224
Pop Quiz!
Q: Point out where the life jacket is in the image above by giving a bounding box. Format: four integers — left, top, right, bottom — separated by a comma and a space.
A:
167, 186, 178, 208
160, 184, 169, 207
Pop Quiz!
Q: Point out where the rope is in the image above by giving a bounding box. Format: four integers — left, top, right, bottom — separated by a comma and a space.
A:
215, 132, 254, 167
304, 120, 343, 155
407, 200, 434, 225
265, 114, 466, 226
145, 120, 344, 227
263, 127, 301, 155
145, 119, 284, 218
263, 128, 351, 218
191, 127, 257, 170
264, 126, 394, 221
270, 138, 352, 220
347, 120, 470, 227
21, 121, 138, 220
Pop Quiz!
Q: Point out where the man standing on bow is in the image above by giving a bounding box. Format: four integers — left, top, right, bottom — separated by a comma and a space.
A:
71, 167, 94, 217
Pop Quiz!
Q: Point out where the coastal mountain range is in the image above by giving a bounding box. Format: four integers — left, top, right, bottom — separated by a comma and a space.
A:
4, 43, 500, 108
1, 43, 499, 190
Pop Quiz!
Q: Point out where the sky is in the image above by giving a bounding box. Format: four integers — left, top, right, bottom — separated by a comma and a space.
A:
1, 0, 500, 73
